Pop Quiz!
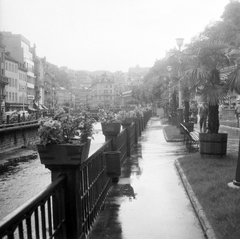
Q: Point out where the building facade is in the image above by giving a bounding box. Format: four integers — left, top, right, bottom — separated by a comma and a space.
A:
0, 33, 8, 121
91, 73, 115, 108
1, 32, 36, 106
5, 53, 22, 111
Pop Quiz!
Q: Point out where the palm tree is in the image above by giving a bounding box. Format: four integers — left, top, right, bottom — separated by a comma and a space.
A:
180, 40, 239, 133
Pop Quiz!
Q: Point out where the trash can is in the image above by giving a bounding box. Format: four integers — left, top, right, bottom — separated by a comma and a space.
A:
104, 151, 121, 183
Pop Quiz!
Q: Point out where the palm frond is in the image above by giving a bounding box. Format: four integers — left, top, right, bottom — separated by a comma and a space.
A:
225, 67, 240, 94
199, 83, 228, 106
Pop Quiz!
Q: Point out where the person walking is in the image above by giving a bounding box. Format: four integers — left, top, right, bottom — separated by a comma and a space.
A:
199, 103, 208, 132
235, 102, 240, 127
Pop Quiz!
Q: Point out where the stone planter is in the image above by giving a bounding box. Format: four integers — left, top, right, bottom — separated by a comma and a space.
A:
199, 133, 228, 156
101, 122, 121, 136
180, 122, 194, 134
123, 117, 134, 124
37, 139, 91, 165
104, 151, 121, 183
121, 118, 133, 129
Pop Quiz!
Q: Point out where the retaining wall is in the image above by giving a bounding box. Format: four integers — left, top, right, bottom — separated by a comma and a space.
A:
0, 123, 40, 151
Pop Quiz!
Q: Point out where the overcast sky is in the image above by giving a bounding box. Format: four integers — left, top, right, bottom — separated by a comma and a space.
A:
0, 0, 230, 72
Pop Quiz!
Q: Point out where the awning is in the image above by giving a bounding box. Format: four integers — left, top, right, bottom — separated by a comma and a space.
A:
28, 107, 38, 112
33, 103, 39, 110
41, 104, 48, 110
38, 104, 44, 110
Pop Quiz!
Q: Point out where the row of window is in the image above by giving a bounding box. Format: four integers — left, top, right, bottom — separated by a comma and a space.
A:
19, 72, 27, 81
7, 78, 18, 88
5, 62, 18, 73
98, 96, 112, 100
5, 61, 34, 75
6, 78, 27, 90
5, 91, 27, 103
5, 92, 17, 102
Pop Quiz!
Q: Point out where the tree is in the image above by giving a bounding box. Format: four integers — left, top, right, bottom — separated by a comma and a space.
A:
183, 39, 240, 133
202, 1, 240, 47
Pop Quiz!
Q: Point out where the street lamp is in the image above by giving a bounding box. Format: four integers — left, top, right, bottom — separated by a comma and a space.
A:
176, 38, 184, 51
175, 38, 184, 108
175, 38, 184, 126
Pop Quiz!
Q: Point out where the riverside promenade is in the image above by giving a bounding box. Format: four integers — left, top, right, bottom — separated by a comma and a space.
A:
1, 116, 239, 238
88, 117, 206, 239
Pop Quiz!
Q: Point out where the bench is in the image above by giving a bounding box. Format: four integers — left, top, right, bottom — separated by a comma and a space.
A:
180, 123, 199, 152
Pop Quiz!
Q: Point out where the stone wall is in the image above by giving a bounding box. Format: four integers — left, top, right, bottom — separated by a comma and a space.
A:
0, 124, 40, 151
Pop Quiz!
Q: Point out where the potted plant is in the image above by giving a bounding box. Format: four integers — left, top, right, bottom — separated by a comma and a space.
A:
181, 40, 240, 156
115, 110, 136, 129
167, 39, 240, 155
98, 109, 121, 136
37, 108, 96, 164
116, 110, 136, 123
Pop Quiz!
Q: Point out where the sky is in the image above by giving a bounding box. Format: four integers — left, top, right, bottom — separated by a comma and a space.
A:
0, 0, 231, 72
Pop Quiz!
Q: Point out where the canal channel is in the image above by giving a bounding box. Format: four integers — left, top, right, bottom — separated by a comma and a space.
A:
0, 123, 105, 220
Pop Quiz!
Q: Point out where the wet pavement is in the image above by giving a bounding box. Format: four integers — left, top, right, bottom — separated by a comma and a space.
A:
88, 117, 206, 239
1, 117, 239, 237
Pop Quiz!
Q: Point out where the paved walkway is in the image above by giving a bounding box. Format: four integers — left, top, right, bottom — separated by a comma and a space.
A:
1, 117, 240, 238
88, 117, 205, 239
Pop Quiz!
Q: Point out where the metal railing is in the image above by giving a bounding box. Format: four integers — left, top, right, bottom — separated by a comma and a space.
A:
129, 123, 136, 151
0, 175, 67, 239
80, 140, 112, 238
116, 128, 128, 164
0, 120, 39, 130
0, 110, 153, 239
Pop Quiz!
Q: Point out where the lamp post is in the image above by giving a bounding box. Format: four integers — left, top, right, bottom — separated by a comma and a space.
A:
175, 38, 184, 108
176, 38, 184, 51
176, 38, 184, 127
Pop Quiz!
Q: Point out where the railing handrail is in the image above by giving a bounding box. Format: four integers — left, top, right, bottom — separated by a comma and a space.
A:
0, 174, 66, 236
0, 120, 39, 128
0, 121, 40, 133
0, 110, 153, 238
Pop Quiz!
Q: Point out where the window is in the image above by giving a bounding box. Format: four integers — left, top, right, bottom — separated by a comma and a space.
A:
15, 79, 17, 88
15, 93, 17, 102
9, 92, 11, 101
5, 62, 8, 71
5, 92, 8, 101
15, 65, 17, 73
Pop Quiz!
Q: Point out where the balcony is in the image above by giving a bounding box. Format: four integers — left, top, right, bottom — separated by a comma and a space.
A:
0, 94, 6, 100
0, 75, 9, 85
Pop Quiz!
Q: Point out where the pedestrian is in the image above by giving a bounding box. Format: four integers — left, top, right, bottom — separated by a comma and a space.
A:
235, 101, 240, 127
199, 103, 208, 132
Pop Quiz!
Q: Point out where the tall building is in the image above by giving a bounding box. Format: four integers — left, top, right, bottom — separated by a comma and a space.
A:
1, 32, 35, 106
4, 52, 26, 111
0, 33, 8, 121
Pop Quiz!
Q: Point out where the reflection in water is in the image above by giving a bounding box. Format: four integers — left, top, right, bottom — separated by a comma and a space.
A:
120, 184, 137, 201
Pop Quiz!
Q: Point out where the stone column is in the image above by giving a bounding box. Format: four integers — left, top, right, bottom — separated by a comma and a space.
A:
42, 162, 82, 239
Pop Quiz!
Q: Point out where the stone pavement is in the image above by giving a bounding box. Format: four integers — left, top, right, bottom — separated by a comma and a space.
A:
88, 117, 206, 239
1, 117, 240, 238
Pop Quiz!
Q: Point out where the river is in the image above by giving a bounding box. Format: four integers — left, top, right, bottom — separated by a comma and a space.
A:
0, 123, 105, 220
